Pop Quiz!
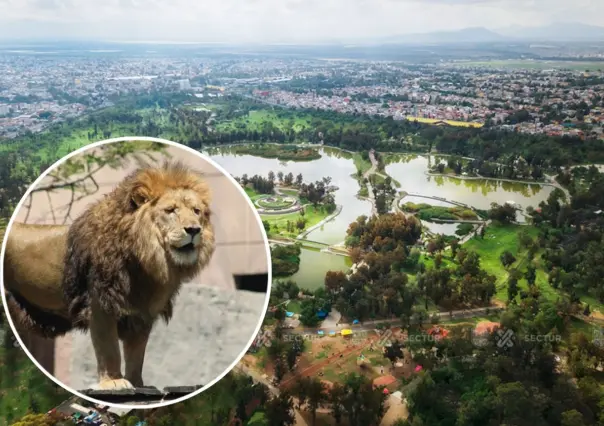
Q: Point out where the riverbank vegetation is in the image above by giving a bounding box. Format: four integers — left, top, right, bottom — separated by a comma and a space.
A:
430, 154, 547, 182
229, 143, 321, 161
271, 244, 303, 277
401, 202, 479, 222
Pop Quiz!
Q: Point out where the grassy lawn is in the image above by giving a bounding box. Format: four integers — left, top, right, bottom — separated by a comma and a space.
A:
368, 355, 390, 367
263, 205, 331, 239
353, 153, 372, 175
215, 110, 313, 133
244, 187, 266, 201
286, 299, 302, 314
279, 188, 300, 197
462, 223, 604, 312
463, 224, 537, 298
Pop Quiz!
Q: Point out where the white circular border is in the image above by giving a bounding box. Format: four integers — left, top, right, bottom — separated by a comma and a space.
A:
0, 136, 272, 410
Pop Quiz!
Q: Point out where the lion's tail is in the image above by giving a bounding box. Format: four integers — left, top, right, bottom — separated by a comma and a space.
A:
4, 290, 74, 338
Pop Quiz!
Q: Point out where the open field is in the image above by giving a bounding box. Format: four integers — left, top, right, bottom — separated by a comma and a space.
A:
464, 223, 604, 313
263, 206, 331, 239
352, 152, 373, 175
215, 110, 313, 133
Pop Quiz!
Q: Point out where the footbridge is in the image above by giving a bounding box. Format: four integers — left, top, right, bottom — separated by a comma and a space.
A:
399, 192, 472, 209
269, 238, 348, 256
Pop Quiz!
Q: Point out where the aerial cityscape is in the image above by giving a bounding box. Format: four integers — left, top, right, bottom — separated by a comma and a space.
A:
2, 0, 604, 425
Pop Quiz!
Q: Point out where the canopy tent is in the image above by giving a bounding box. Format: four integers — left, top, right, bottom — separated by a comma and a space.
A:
341, 329, 353, 337
372, 375, 397, 389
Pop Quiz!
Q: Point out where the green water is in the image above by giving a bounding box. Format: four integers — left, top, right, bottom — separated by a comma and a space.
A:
282, 248, 351, 291
208, 146, 554, 290
207, 146, 371, 245
385, 154, 554, 214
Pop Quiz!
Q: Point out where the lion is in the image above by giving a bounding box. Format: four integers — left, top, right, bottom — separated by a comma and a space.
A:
2, 161, 216, 390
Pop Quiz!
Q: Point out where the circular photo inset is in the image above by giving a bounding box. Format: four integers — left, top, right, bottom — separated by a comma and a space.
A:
0, 137, 271, 408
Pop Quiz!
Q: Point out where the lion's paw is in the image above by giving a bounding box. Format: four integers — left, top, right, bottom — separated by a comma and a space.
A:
96, 378, 135, 390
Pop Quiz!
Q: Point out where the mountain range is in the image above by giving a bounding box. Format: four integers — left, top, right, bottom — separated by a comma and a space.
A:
376, 22, 604, 45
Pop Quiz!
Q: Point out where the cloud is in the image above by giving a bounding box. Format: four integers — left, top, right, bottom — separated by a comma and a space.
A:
0, 0, 602, 43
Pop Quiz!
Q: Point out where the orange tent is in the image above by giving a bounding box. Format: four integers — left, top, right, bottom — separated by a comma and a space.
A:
372, 375, 397, 389
474, 321, 500, 335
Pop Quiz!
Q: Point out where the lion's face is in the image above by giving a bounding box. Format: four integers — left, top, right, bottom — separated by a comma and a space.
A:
151, 189, 214, 266
120, 163, 216, 279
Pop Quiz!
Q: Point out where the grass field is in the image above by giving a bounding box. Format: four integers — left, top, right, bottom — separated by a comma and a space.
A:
464, 223, 604, 313
450, 60, 604, 72
244, 187, 266, 201
215, 110, 313, 133
352, 153, 373, 175
263, 205, 330, 239
464, 224, 539, 298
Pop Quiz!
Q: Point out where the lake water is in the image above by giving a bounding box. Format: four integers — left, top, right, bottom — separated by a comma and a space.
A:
208, 147, 554, 290
386, 154, 554, 213
286, 249, 351, 291
207, 147, 372, 245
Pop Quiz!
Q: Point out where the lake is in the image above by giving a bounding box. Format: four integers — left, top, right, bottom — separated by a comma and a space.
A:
208, 146, 555, 290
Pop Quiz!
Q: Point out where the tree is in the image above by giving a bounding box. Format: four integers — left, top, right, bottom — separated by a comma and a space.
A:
412, 307, 428, 328
262, 220, 271, 233
340, 373, 387, 426
508, 276, 519, 303
265, 392, 296, 426
500, 250, 517, 268
434, 253, 443, 269
561, 410, 585, 426
450, 239, 459, 257
525, 265, 537, 287
488, 202, 517, 224
495, 381, 547, 426
292, 377, 327, 426
330, 382, 346, 425
325, 270, 347, 295
384, 339, 404, 364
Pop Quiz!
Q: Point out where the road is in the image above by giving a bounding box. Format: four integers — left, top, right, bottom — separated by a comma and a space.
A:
286, 305, 502, 335
235, 363, 281, 396
362, 149, 379, 216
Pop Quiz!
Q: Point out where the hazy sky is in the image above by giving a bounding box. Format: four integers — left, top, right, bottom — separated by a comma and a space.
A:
0, 0, 603, 43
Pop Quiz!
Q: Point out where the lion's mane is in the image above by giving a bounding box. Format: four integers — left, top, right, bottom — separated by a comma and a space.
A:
6, 161, 216, 340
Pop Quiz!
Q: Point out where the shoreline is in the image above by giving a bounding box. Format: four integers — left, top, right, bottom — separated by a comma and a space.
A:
297, 204, 344, 240
424, 171, 557, 187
